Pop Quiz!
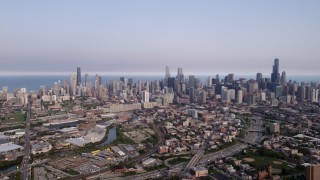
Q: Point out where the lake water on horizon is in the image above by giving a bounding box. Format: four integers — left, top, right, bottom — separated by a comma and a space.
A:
0, 75, 320, 92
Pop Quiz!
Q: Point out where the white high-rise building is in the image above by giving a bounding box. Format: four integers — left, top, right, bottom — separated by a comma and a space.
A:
281, 71, 287, 84
312, 89, 319, 102
142, 91, 149, 103
261, 92, 266, 101
230, 89, 235, 100
237, 90, 243, 104
70, 74, 76, 96
207, 76, 212, 87
165, 66, 170, 78
221, 88, 232, 103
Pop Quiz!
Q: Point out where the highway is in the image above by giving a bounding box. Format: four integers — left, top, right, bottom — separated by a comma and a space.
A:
241, 118, 264, 146
198, 143, 248, 165
21, 98, 31, 180
102, 143, 249, 180
95, 141, 248, 180
20, 115, 262, 180
180, 118, 264, 177
181, 130, 214, 176
182, 147, 205, 175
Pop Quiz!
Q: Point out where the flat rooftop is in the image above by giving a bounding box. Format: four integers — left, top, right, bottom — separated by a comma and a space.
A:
0, 143, 24, 153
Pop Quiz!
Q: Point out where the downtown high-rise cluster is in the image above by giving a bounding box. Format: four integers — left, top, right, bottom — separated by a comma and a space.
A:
1, 58, 319, 108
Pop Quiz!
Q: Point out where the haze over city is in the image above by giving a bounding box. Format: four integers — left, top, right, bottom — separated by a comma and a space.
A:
2, 1, 320, 180
1, 0, 320, 75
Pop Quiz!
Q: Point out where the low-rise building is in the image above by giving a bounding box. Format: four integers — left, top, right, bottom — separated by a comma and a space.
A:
158, 146, 169, 154
31, 141, 52, 154
191, 167, 208, 177
142, 158, 157, 167
0, 139, 24, 160
306, 164, 320, 180
270, 123, 280, 133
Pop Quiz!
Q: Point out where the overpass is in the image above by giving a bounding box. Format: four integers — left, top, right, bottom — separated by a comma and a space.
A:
21, 98, 32, 180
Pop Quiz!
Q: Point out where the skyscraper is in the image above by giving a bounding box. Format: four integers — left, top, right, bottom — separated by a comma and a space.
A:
281, 71, 286, 84
164, 66, 171, 87
226, 74, 234, 83
77, 67, 81, 86
207, 76, 212, 87
85, 73, 89, 87
95, 74, 102, 89
189, 75, 196, 89
215, 74, 220, 84
311, 89, 319, 102
189, 87, 195, 103
256, 72, 263, 82
176, 67, 184, 82
271, 58, 280, 84
200, 91, 206, 105
142, 91, 149, 103
168, 77, 175, 89
237, 90, 243, 104
165, 65, 170, 78
70, 74, 77, 96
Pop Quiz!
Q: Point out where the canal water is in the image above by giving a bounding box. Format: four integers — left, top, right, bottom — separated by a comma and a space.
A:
0, 165, 16, 175
98, 126, 117, 146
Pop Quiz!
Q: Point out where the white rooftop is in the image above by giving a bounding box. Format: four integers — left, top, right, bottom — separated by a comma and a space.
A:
0, 134, 9, 139
59, 127, 79, 133
0, 143, 24, 153
66, 138, 90, 147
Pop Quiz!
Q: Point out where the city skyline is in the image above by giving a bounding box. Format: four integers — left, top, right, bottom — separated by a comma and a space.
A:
1, 1, 320, 74
1, 1, 320, 179
0, 59, 318, 77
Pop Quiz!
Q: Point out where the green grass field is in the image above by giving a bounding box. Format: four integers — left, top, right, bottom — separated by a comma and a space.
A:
0, 112, 25, 123
168, 157, 190, 165
243, 156, 288, 169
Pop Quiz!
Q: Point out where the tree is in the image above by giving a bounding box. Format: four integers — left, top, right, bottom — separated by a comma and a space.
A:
282, 168, 288, 175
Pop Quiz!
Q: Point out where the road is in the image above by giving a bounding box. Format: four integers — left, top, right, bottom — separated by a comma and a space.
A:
0, 159, 49, 178
102, 116, 264, 179
180, 118, 264, 177
198, 143, 248, 165
240, 118, 264, 146
97, 142, 248, 180
21, 98, 31, 180
181, 130, 214, 176
102, 143, 248, 180
182, 148, 204, 175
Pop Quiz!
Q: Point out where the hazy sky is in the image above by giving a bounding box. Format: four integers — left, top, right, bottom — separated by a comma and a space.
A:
1, 1, 320, 75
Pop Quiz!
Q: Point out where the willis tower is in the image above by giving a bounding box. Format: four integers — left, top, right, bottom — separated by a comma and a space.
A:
271, 58, 280, 84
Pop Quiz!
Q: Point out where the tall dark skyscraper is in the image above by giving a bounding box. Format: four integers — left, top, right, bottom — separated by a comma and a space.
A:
189, 75, 195, 89
256, 72, 263, 82
168, 77, 175, 88
216, 74, 220, 84
281, 71, 286, 84
189, 87, 195, 103
176, 67, 184, 83
271, 58, 280, 84
77, 67, 81, 86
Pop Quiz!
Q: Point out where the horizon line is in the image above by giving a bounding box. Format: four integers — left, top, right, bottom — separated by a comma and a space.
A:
0, 71, 320, 76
